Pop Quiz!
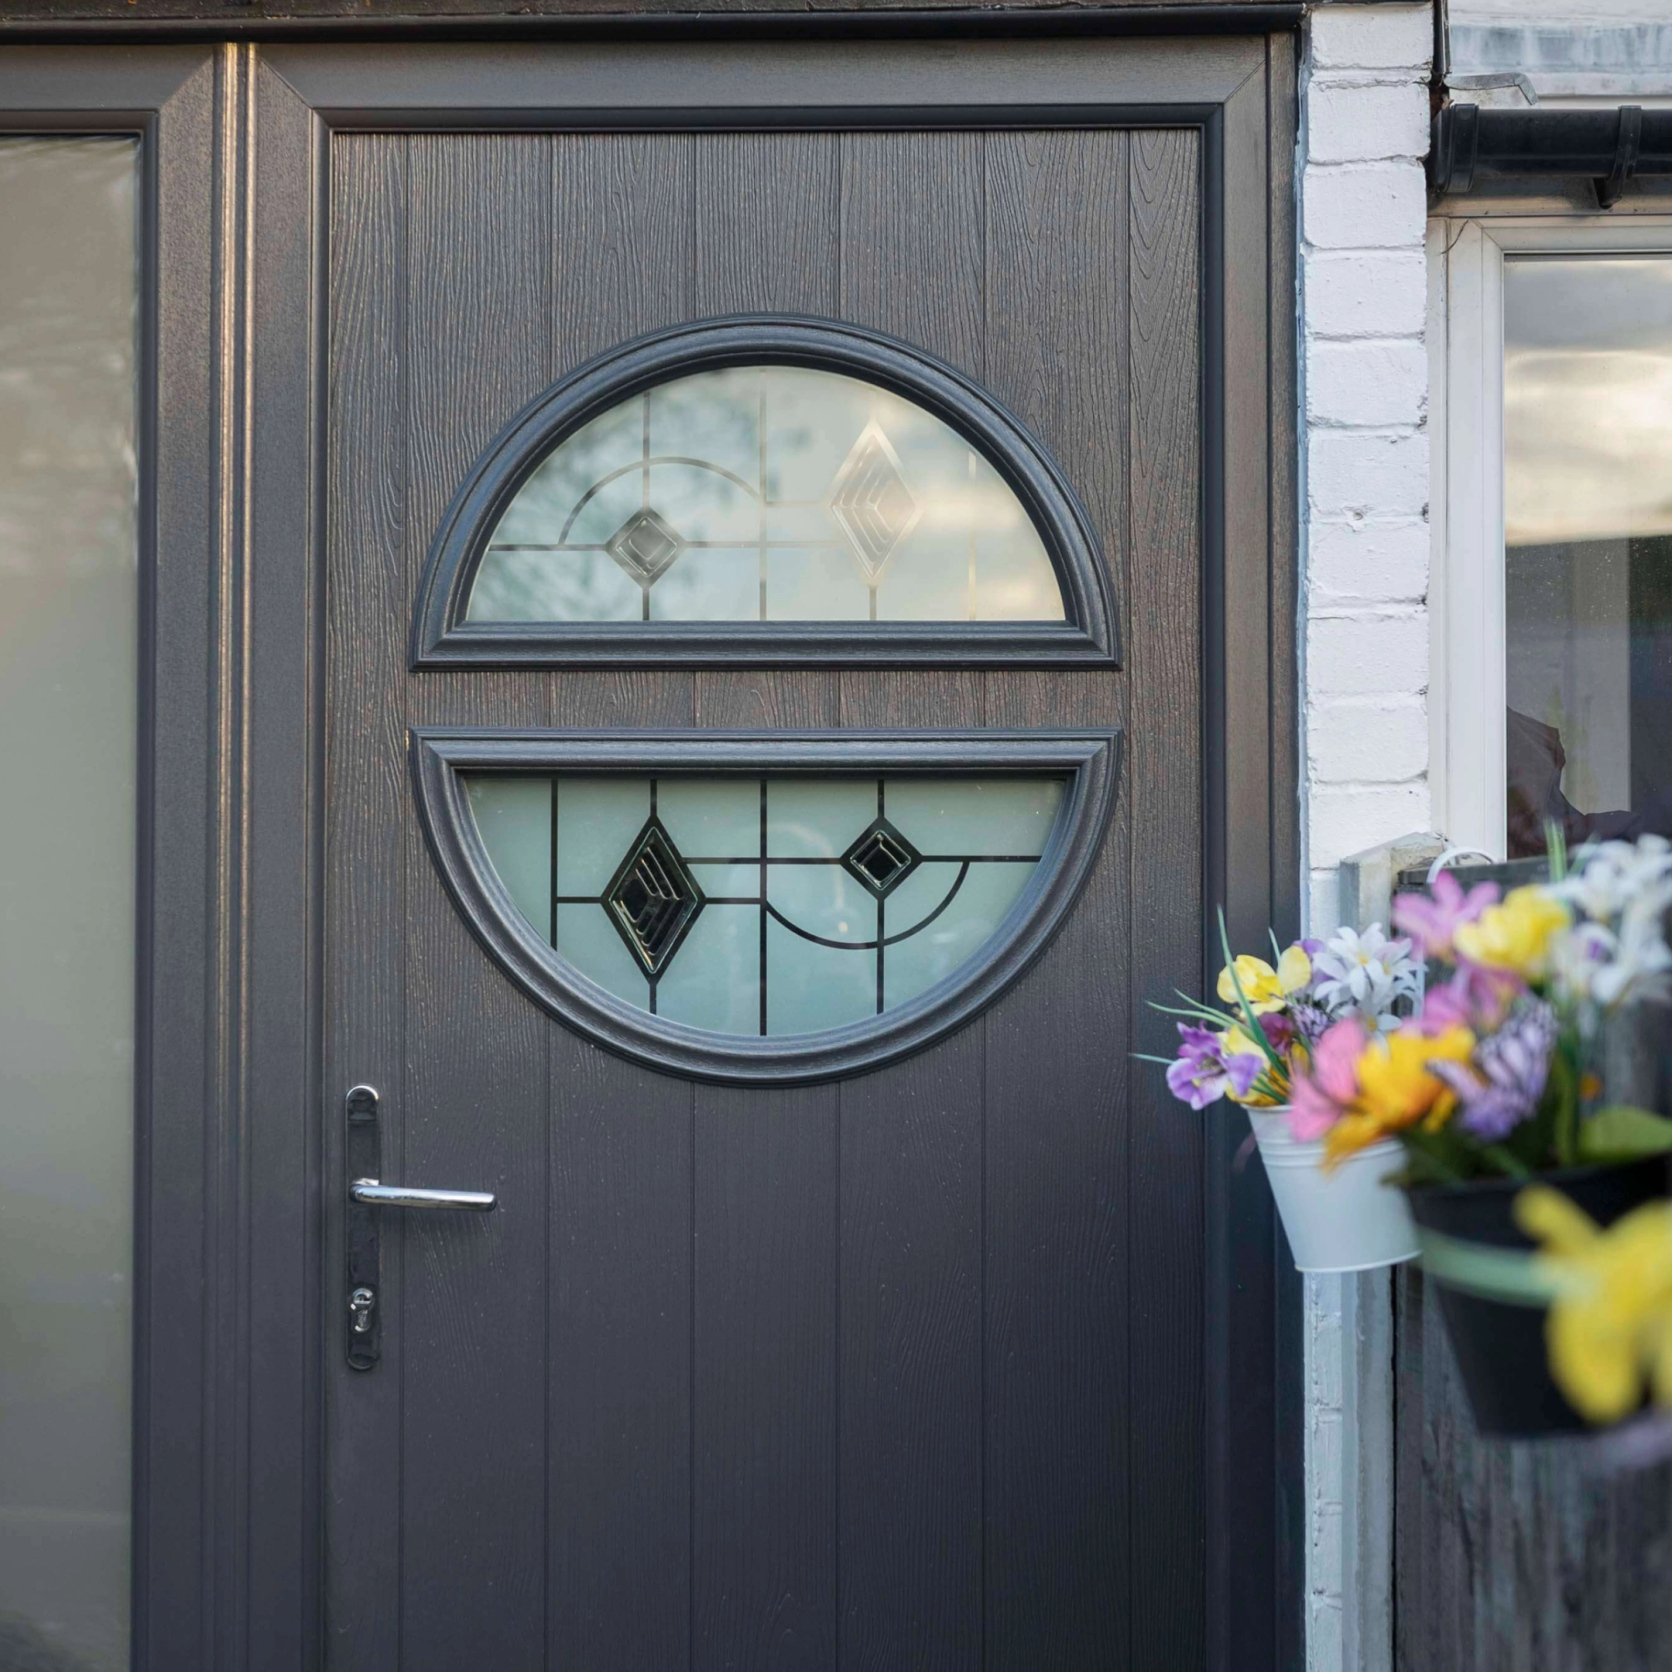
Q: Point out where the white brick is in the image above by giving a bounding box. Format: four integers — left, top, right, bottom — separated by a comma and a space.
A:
1306, 250, 1427, 340
1307, 612, 1428, 699
1308, 1602, 1346, 1672
1307, 79, 1431, 164
1312, 1502, 1346, 1596
1303, 163, 1428, 251
1308, 697, 1427, 784
1307, 339, 1427, 428
1311, 1410, 1345, 1500
1308, 870, 1344, 938
1309, 4, 1433, 73
1308, 518, 1428, 603
1309, 783, 1431, 869
1308, 431, 1429, 519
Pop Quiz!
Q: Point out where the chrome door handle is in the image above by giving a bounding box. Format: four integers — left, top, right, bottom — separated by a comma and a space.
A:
351, 1178, 496, 1211
342, 1082, 497, 1373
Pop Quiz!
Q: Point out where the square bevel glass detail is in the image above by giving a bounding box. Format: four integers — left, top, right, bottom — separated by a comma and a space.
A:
466, 366, 1067, 627
463, 771, 1067, 1038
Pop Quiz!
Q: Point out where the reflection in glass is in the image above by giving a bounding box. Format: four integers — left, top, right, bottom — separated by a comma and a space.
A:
0, 138, 137, 1672
465, 367, 1067, 626
466, 774, 1064, 1036
1503, 257, 1672, 858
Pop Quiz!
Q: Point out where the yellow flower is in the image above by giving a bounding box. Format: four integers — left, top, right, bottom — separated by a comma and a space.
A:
1219, 1025, 1286, 1107
1218, 946, 1312, 1015
1323, 1024, 1475, 1164
1515, 1186, 1672, 1425
1452, 885, 1571, 979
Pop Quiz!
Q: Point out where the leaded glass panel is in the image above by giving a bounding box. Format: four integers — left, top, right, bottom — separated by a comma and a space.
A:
465, 366, 1067, 626
465, 774, 1065, 1036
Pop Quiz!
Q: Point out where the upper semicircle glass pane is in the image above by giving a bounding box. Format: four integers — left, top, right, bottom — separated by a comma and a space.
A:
465, 366, 1068, 626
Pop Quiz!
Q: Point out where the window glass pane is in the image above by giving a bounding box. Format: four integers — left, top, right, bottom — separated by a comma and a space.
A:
1503, 256, 1672, 858
466, 774, 1064, 1037
465, 367, 1067, 626
0, 137, 137, 1672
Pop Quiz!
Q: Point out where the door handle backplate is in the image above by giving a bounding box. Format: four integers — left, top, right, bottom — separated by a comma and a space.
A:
342, 1084, 497, 1372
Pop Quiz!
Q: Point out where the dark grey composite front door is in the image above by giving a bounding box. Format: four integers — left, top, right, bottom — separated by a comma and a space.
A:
309, 37, 1295, 1672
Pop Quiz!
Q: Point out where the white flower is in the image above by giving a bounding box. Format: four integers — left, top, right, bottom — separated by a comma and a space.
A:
1548, 885, 1672, 1014
1558, 834, 1672, 923
1591, 884, 1672, 1009
1548, 921, 1618, 1008
1311, 923, 1422, 1026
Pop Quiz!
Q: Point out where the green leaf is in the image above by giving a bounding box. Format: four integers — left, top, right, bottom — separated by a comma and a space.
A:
1216, 908, 1285, 1073
1418, 1229, 1564, 1308
1577, 1105, 1672, 1162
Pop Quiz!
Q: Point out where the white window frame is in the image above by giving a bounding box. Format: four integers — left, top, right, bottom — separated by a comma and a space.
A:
1430, 212, 1672, 859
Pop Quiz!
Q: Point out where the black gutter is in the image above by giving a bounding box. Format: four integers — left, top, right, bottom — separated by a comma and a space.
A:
0, 2, 1301, 41
1431, 103, 1672, 207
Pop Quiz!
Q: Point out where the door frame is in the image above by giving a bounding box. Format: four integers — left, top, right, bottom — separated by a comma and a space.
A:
0, 26, 1300, 1671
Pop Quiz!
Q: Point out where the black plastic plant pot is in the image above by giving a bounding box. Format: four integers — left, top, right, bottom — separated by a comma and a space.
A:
1406, 1158, 1670, 1439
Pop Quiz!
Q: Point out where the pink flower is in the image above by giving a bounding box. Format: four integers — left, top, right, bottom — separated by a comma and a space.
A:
1392, 871, 1500, 960
1415, 963, 1522, 1035
1287, 1017, 1367, 1140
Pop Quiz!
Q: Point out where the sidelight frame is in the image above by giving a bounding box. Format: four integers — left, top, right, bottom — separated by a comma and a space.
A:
412, 315, 1119, 669
0, 27, 1299, 1672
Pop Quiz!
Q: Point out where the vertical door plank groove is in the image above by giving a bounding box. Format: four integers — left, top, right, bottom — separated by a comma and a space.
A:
399, 133, 553, 1672
693, 133, 840, 731
833, 131, 986, 1672
547, 131, 698, 1672
690, 131, 841, 1672
981, 129, 1133, 1672
693, 1089, 840, 1672
325, 131, 409, 1672
1125, 126, 1206, 1672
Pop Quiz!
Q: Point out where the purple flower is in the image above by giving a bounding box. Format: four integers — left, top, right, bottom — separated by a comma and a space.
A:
1393, 871, 1501, 960
1417, 962, 1522, 1035
1285, 998, 1334, 1049
1165, 1024, 1264, 1111
1428, 999, 1557, 1141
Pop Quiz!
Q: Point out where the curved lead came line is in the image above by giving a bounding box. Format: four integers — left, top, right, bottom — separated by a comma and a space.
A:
557, 455, 763, 543
764, 863, 971, 951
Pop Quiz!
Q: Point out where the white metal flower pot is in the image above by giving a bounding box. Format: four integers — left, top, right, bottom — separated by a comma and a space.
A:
1247, 1109, 1420, 1274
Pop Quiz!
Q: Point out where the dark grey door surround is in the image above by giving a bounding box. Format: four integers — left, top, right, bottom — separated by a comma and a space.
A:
0, 28, 1299, 1672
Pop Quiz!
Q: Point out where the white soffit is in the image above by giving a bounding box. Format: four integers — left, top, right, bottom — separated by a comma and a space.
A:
1449, 0, 1672, 105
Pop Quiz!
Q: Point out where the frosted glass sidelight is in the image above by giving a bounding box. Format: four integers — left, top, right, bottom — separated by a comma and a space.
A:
466, 366, 1068, 626
1502, 257, 1672, 859
466, 774, 1064, 1037
0, 138, 137, 1672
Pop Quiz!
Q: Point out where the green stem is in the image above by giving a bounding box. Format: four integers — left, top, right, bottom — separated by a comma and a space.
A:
1483, 1145, 1532, 1181
1403, 1131, 1467, 1185
1550, 1047, 1578, 1169
1216, 908, 1286, 1073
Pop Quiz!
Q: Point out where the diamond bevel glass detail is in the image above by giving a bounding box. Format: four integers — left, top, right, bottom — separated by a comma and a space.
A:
828, 422, 920, 583
606, 507, 687, 586
841, 818, 922, 900
604, 819, 704, 975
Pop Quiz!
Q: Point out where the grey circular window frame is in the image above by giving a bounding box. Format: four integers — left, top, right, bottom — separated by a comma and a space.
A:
413, 727, 1121, 1084
410, 316, 1119, 670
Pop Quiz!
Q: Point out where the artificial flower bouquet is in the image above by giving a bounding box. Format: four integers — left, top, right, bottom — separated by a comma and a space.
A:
1156, 832, 1672, 1299
1293, 833, 1672, 1435
1287, 833, 1672, 1185
1155, 918, 1430, 1272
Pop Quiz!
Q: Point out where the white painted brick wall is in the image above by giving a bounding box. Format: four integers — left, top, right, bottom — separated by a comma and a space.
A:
1298, 8, 1434, 1672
